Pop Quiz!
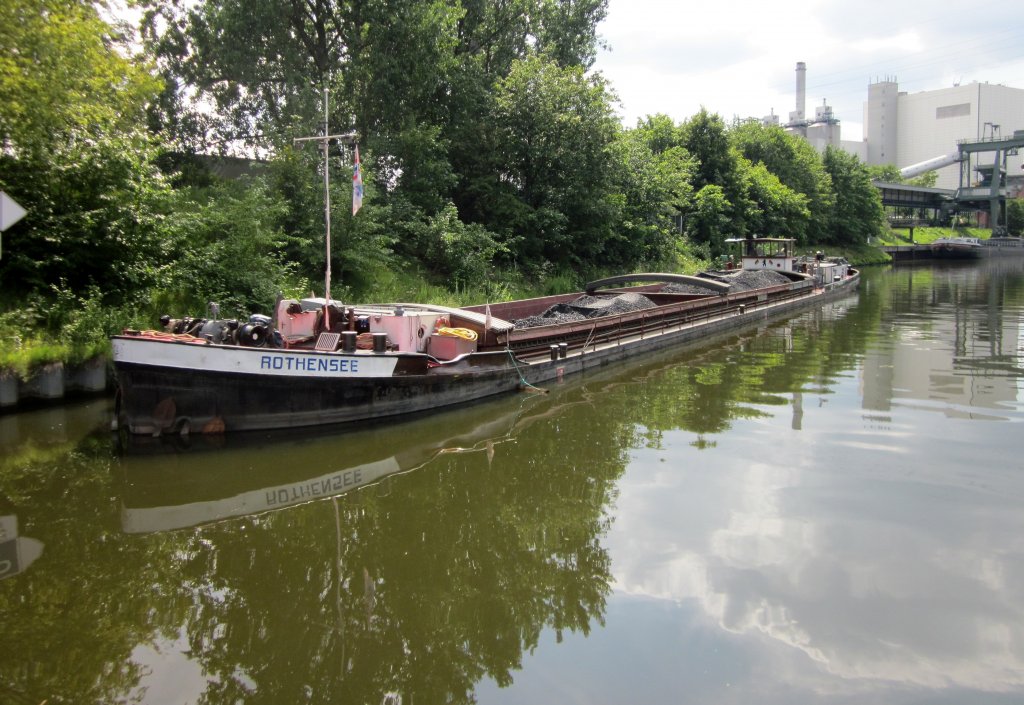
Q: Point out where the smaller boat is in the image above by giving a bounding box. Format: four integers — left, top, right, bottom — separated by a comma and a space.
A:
930, 236, 984, 259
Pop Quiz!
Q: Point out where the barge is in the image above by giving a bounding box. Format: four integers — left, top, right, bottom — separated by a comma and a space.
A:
111, 238, 858, 435
930, 236, 984, 259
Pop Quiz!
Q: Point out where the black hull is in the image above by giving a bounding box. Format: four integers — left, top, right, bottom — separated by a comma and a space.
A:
116, 362, 524, 434
931, 248, 984, 260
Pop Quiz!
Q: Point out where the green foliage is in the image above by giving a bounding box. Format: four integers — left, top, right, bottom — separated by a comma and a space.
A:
262, 146, 398, 301
0, 339, 67, 380
1006, 199, 1024, 237
688, 184, 731, 255
533, 0, 608, 69
0, 131, 175, 302
407, 203, 508, 288
262, 148, 326, 277
822, 146, 885, 245
742, 158, 811, 242
865, 163, 938, 188
52, 286, 123, 365
0, 0, 171, 309
0, 0, 160, 151
485, 55, 619, 269
678, 110, 751, 245
730, 121, 833, 243
672, 238, 713, 273
907, 171, 939, 188
0, 306, 65, 378
866, 164, 902, 183
154, 180, 305, 318
606, 126, 695, 268
632, 114, 683, 155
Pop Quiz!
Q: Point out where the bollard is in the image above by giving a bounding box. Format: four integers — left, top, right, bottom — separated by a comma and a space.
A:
558, 343, 567, 359
549, 345, 559, 361
373, 332, 388, 353
341, 331, 357, 353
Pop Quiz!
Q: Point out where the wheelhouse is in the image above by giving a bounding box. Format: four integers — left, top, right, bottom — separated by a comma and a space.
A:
725, 238, 798, 272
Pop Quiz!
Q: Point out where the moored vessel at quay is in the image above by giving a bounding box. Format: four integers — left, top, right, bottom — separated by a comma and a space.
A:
930, 236, 984, 259
111, 237, 858, 435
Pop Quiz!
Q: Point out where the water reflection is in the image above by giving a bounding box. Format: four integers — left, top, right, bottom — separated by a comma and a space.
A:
612, 441, 1024, 696
862, 260, 1024, 417
0, 515, 43, 580
603, 260, 1024, 702
118, 401, 534, 533
2, 387, 630, 704
2, 260, 1024, 703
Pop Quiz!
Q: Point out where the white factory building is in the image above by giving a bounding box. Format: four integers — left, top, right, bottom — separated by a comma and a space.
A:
864, 80, 1024, 190
767, 63, 1024, 192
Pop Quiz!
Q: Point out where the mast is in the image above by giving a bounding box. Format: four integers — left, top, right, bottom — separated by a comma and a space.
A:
293, 88, 356, 317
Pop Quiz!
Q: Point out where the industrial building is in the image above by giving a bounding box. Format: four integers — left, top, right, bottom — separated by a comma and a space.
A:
766, 62, 848, 155
767, 64, 1024, 193
763, 64, 1024, 231
865, 79, 1024, 191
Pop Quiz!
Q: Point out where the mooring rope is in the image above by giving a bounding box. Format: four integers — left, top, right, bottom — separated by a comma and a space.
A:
504, 347, 547, 393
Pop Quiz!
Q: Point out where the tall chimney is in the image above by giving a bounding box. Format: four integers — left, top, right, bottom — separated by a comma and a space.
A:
795, 61, 806, 122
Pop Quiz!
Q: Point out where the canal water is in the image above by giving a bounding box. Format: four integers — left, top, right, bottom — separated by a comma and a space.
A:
2, 259, 1023, 704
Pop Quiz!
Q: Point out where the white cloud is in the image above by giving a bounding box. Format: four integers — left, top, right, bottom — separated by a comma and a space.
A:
607, 407, 1024, 693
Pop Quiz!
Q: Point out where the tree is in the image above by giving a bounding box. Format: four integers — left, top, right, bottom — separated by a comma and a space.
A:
730, 121, 833, 244
678, 109, 751, 246
0, 0, 159, 151
534, 0, 608, 69
866, 163, 941, 189
742, 158, 811, 242
0, 0, 169, 304
143, 0, 346, 152
821, 146, 885, 245
483, 55, 619, 270
155, 180, 307, 316
0, 132, 173, 303
866, 163, 902, 183
632, 114, 684, 156
603, 129, 695, 267
143, 0, 613, 285
906, 171, 938, 188
1007, 199, 1024, 237
687, 184, 731, 255
144, 0, 463, 209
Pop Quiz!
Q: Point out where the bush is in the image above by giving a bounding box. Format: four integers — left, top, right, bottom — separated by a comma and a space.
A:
154, 180, 306, 317
1007, 199, 1024, 237
0, 306, 66, 379
401, 203, 508, 290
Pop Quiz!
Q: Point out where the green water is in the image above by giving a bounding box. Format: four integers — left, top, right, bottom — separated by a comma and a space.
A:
3, 259, 1024, 704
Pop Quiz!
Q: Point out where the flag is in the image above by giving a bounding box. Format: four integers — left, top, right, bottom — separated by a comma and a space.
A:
352, 144, 364, 215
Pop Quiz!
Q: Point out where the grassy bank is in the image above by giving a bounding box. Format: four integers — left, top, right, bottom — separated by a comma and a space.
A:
877, 225, 990, 246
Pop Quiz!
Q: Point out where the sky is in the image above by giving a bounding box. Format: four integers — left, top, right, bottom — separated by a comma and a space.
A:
593, 0, 1024, 140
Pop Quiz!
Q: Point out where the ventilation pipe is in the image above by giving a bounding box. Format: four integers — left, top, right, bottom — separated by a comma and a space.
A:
899, 151, 963, 180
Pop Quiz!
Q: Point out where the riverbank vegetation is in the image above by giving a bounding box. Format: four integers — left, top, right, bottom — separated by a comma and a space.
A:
0, 0, 992, 375
878, 226, 991, 247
